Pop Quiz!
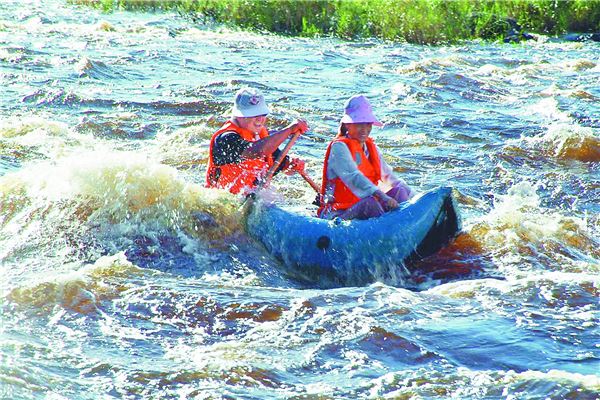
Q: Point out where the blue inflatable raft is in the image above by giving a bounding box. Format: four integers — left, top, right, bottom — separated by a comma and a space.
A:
245, 187, 462, 287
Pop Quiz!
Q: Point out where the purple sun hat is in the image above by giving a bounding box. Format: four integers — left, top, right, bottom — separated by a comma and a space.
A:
340, 95, 382, 126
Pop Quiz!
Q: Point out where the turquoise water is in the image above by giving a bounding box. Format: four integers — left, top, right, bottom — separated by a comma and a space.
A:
1, 1, 599, 398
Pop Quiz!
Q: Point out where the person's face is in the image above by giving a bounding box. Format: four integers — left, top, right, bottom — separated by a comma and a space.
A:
237, 114, 267, 133
345, 123, 372, 144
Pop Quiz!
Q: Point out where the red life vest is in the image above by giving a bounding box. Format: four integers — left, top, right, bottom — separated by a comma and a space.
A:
318, 136, 381, 216
205, 120, 273, 194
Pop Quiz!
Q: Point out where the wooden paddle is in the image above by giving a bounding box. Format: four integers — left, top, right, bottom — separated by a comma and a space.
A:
262, 131, 321, 194
261, 130, 302, 188
298, 169, 320, 193
241, 131, 303, 212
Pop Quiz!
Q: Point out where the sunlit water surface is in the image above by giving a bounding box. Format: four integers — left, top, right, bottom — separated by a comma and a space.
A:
1, 1, 599, 399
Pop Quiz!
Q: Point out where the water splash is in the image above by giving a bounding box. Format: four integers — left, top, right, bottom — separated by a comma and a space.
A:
533, 123, 600, 162
7, 252, 143, 314
467, 181, 599, 273
0, 150, 246, 291
0, 116, 84, 163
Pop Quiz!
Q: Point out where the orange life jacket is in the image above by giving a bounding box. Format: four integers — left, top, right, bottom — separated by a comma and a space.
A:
205, 120, 273, 194
318, 136, 381, 216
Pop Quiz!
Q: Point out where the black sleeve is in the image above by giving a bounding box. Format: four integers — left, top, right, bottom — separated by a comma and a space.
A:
272, 148, 290, 175
211, 131, 251, 166
212, 131, 289, 174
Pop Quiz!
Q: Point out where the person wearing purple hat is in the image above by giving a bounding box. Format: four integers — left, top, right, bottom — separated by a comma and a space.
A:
206, 87, 308, 194
317, 95, 413, 220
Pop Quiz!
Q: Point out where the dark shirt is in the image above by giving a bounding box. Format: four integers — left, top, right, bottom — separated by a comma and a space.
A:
212, 131, 250, 166
211, 131, 289, 172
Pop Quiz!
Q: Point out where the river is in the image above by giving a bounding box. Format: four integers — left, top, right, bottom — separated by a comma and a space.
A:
1, 1, 599, 399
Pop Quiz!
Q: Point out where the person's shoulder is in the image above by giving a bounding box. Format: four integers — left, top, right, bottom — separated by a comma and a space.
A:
329, 141, 353, 158
331, 141, 351, 151
216, 130, 240, 138
215, 130, 242, 143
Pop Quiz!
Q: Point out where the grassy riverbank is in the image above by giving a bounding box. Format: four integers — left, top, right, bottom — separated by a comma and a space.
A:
71, 0, 600, 44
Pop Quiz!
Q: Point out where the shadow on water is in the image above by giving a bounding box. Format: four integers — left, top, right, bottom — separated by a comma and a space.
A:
417, 316, 599, 375
406, 232, 503, 289
121, 231, 307, 289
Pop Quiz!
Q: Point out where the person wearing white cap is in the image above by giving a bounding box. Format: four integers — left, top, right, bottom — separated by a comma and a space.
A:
206, 87, 308, 194
317, 95, 413, 220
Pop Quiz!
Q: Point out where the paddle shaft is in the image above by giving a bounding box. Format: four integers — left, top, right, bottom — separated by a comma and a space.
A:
298, 169, 320, 193
262, 130, 321, 194
262, 130, 301, 187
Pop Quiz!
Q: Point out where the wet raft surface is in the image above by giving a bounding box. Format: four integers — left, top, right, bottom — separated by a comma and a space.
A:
246, 187, 462, 287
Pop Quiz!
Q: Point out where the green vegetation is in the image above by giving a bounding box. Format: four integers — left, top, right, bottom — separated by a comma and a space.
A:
70, 0, 600, 44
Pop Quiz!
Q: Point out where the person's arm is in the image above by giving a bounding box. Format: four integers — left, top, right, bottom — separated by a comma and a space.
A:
212, 132, 293, 175
242, 119, 308, 159
327, 142, 380, 199
377, 147, 413, 199
328, 143, 401, 209
377, 148, 401, 187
